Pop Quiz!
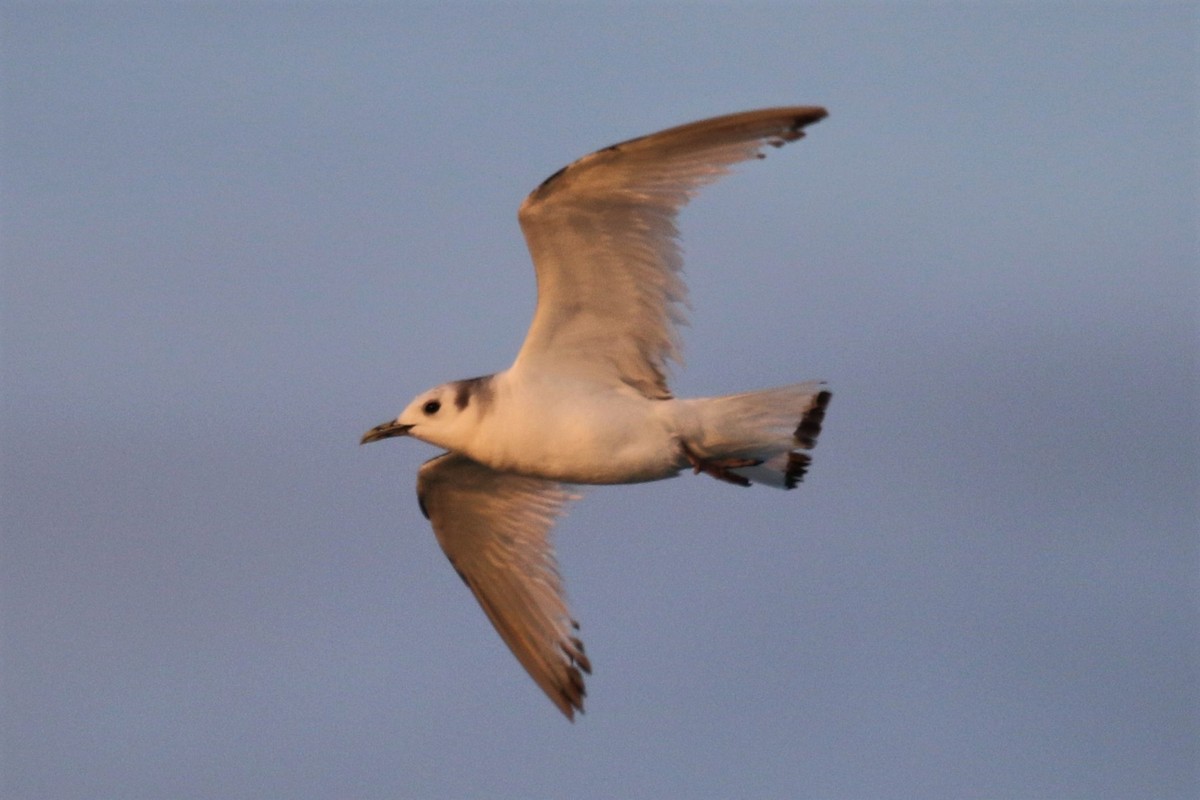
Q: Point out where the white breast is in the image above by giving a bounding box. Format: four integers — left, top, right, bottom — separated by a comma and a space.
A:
465, 370, 683, 484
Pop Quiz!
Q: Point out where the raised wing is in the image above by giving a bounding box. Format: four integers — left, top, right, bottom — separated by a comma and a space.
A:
416, 452, 590, 719
513, 106, 827, 398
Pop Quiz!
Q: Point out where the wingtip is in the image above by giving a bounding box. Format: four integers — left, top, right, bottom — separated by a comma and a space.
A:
789, 106, 830, 128
765, 107, 829, 147
554, 682, 587, 721
551, 636, 591, 721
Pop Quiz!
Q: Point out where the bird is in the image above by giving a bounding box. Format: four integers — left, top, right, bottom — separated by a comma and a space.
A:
362, 107, 832, 720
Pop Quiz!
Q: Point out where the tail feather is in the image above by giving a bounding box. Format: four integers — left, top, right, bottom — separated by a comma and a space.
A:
676, 381, 831, 490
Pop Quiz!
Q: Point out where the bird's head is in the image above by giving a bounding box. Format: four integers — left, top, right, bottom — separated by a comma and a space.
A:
361, 376, 494, 451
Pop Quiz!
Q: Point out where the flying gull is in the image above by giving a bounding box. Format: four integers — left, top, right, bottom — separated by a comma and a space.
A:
362, 107, 833, 720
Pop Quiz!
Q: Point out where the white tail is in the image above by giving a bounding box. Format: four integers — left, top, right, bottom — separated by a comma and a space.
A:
674, 381, 831, 489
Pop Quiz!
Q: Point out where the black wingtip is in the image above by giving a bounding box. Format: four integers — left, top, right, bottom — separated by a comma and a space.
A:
769, 107, 829, 147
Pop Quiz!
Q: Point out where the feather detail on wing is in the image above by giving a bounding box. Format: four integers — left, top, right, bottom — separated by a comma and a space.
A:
513, 106, 827, 398
416, 452, 589, 719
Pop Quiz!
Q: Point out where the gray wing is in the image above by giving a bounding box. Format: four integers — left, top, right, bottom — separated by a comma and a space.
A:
416, 452, 590, 719
512, 106, 827, 398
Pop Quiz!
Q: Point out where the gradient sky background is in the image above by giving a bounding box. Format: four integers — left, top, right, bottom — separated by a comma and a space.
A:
2, 3, 1197, 798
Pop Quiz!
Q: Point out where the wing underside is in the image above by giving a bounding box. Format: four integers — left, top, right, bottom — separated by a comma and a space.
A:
416, 452, 589, 719
513, 106, 827, 397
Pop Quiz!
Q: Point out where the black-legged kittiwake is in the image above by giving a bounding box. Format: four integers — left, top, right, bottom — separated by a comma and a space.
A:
363, 107, 833, 720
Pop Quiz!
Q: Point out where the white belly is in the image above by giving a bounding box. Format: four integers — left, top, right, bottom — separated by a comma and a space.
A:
466, 379, 684, 484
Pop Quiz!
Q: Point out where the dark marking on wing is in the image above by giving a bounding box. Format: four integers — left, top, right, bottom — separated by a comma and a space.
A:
528, 107, 826, 205
564, 624, 592, 676
561, 623, 592, 702
535, 164, 569, 192
767, 113, 821, 148
461, 565, 590, 719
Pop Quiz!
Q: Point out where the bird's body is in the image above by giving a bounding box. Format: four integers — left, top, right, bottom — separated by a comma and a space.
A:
423, 370, 681, 485
407, 368, 830, 487
362, 106, 833, 719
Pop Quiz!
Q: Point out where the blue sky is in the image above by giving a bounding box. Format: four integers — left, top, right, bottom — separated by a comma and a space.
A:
2, 3, 1197, 798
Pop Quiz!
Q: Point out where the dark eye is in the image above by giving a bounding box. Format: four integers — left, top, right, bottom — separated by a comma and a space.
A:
422, 400, 441, 415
